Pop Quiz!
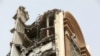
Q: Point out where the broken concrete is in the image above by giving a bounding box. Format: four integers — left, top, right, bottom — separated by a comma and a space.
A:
7, 6, 91, 56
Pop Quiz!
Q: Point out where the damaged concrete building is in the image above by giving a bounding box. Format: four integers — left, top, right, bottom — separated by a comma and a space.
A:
7, 6, 91, 56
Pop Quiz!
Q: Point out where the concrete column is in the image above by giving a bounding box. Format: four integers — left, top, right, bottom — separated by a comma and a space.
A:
10, 6, 29, 56
54, 12, 65, 56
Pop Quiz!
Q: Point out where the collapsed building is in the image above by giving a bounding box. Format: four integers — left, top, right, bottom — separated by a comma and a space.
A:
7, 6, 91, 56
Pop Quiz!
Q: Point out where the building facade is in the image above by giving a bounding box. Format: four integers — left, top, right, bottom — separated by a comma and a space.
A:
7, 6, 91, 56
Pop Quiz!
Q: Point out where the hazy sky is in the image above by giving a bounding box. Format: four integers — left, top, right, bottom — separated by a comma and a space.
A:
0, 0, 100, 56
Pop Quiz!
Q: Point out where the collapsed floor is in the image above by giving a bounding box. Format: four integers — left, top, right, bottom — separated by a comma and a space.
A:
7, 6, 62, 56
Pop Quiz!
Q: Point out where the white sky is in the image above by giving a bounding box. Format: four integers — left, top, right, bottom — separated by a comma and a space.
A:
0, 0, 100, 56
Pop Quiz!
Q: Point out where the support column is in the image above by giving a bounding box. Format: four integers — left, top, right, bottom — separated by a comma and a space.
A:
54, 12, 65, 56
10, 6, 29, 56
46, 17, 50, 37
